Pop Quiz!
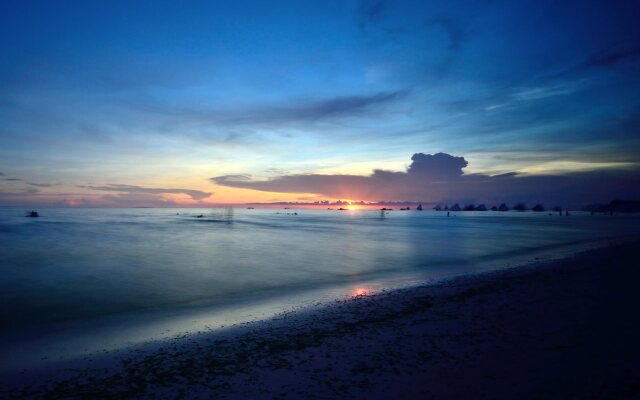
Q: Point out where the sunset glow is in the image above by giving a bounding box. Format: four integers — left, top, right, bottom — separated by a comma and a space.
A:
1, 2, 639, 398
351, 287, 374, 297
1, 1, 639, 208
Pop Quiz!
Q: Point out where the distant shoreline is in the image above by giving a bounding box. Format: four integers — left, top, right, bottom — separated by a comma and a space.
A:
4, 238, 640, 398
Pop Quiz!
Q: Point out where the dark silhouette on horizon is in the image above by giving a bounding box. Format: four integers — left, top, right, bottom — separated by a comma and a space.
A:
532, 204, 545, 212
512, 203, 528, 212
213, 153, 640, 210
585, 200, 640, 215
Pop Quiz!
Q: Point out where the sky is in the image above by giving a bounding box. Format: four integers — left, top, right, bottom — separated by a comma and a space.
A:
1, 0, 639, 208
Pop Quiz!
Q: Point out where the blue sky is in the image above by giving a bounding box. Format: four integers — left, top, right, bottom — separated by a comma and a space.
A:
1, 0, 639, 206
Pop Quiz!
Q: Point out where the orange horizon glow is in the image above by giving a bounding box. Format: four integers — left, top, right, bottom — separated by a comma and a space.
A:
351, 287, 374, 297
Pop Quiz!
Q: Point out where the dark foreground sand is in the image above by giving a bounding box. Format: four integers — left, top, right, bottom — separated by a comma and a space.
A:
4, 240, 640, 399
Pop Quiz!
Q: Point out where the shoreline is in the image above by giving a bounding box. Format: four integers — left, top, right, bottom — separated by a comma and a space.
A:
1, 233, 633, 374
4, 238, 640, 398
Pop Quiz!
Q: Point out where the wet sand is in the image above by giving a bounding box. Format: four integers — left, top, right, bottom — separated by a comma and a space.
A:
3, 240, 640, 399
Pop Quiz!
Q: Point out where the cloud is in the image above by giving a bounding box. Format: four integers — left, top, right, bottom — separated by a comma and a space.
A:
213, 174, 252, 182
407, 152, 467, 179
0, 187, 43, 206
584, 47, 640, 69
80, 184, 213, 200
277, 91, 406, 121
140, 91, 408, 129
0, 187, 40, 196
212, 152, 640, 207
512, 84, 579, 101
97, 193, 183, 208
28, 182, 58, 188
0, 174, 60, 189
546, 45, 640, 80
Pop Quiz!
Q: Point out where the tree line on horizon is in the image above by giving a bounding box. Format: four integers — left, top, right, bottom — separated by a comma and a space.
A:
431, 203, 560, 212
427, 199, 640, 213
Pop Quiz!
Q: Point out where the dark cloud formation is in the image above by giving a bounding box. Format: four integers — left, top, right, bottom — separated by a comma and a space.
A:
585, 47, 640, 69
282, 91, 406, 121
212, 153, 640, 208
140, 91, 408, 129
80, 184, 213, 200
0, 174, 59, 188
28, 182, 58, 188
546, 44, 640, 81
407, 153, 467, 179
1, 0, 639, 203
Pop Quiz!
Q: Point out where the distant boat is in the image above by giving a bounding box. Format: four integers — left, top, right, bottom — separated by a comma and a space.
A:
417, 204, 423, 211
247, 207, 255, 209
26, 210, 39, 218
380, 208, 393, 211
338, 208, 348, 210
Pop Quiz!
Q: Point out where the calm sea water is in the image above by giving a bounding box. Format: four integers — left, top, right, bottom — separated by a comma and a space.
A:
1, 207, 639, 368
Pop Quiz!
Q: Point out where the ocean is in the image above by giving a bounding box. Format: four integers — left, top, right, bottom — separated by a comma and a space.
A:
1, 207, 638, 369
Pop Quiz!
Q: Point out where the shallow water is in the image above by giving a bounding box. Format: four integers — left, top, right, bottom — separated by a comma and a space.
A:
1, 207, 639, 368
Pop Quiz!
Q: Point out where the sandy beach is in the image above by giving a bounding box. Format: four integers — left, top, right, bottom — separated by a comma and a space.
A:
3, 239, 640, 399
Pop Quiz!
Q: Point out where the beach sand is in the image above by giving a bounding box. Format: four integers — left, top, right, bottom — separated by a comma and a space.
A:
4, 240, 640, 399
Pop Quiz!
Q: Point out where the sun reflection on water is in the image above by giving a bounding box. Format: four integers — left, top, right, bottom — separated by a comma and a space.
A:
351, 287, 373, 297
